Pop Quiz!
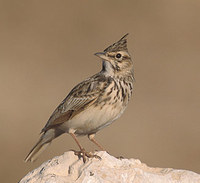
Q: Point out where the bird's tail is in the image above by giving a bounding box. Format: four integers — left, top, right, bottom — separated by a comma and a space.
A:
24, 128, 63, 162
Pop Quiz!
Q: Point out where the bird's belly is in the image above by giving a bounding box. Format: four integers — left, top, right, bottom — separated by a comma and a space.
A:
62, 104, 125, 135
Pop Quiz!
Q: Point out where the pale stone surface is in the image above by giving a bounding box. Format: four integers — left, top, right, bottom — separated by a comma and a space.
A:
20, 151, 200, 183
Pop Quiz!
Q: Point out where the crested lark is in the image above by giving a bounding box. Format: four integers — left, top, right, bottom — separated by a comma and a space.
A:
25, 34, 134, 162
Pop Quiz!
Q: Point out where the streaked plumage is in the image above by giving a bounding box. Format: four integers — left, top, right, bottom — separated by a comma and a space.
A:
25, 34, 134, 162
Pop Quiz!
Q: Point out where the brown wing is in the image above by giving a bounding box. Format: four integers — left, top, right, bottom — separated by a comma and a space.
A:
41, 74, 109, 132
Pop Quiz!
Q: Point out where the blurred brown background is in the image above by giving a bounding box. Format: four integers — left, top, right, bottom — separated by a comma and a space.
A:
0, 0, 200, 182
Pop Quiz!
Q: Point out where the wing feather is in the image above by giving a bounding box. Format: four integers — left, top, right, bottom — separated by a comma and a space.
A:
42, 74, 110, 132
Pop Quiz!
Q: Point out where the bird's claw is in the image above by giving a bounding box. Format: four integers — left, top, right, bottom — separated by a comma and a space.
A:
72, 148, 101, 163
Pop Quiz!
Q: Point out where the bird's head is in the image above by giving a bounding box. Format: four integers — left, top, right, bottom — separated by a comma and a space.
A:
95, 34, 133, 77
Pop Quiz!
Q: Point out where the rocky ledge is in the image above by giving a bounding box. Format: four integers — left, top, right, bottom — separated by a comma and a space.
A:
20, 151, 200, 183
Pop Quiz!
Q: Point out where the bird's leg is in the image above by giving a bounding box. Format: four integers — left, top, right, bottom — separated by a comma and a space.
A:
69, 132, 87, 162
88, 133, 105, 151
69, 132, 101, 163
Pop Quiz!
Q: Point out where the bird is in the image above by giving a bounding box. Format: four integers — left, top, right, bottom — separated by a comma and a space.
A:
25, 34, 134, 163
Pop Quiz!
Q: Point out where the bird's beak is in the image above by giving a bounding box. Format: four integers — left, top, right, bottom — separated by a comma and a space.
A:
94, 52, 108, 60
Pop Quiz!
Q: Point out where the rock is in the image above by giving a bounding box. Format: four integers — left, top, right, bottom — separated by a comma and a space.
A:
20, 151, 200, 183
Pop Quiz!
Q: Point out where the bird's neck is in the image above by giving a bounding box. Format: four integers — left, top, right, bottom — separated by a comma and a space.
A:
101, 60, 134, 81
101, 61, 115, 76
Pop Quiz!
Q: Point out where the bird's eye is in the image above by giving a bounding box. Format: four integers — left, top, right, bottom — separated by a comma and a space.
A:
116, 53, 122, 59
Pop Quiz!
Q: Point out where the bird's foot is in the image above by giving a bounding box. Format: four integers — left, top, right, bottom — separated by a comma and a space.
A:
72, 148, 101, 163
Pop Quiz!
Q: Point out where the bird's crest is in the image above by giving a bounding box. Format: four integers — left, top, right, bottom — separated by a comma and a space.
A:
104, 33, 129, 52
